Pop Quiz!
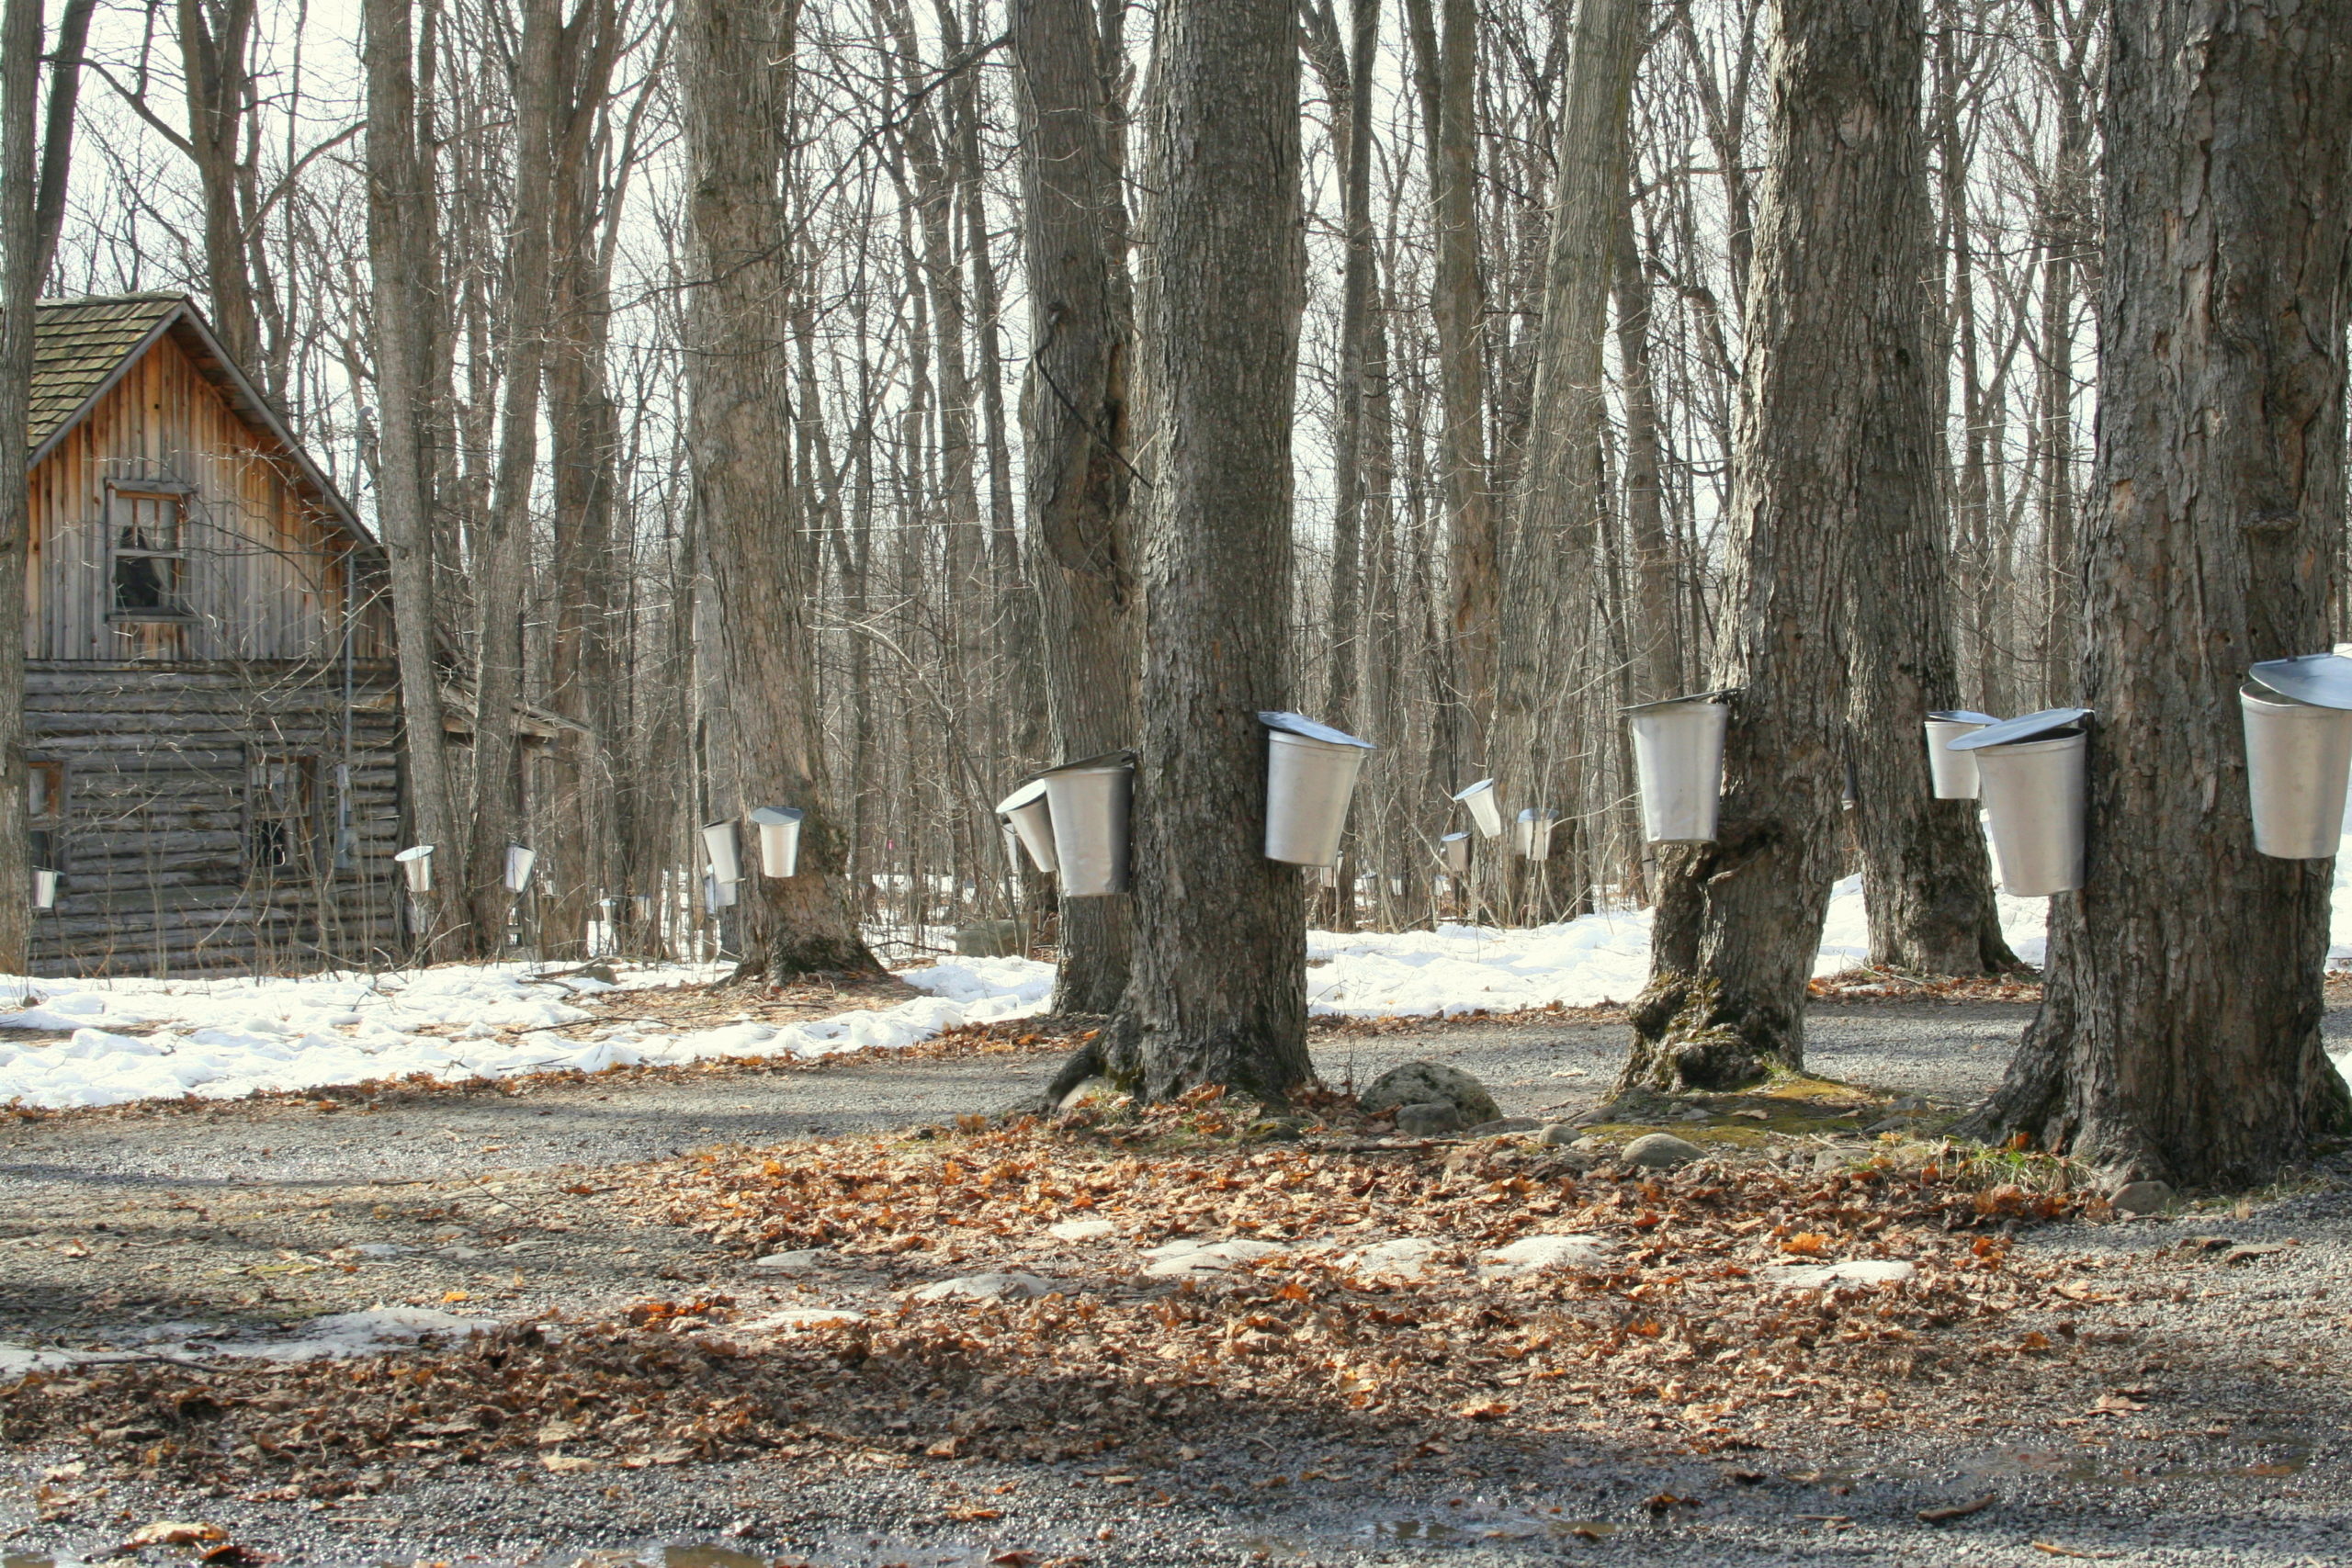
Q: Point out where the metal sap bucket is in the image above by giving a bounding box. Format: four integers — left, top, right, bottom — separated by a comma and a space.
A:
701, 820, 742, 886
1951, 708, 2091, 896
1513, 807, 1557, 860
1453, 777, 1504, 839
395, 843, 435, 893
1626, 693, 1731, 842
2240, 682, 2352, 859
704, 871, 738, 913
994, 778, 1058, 874
1924, 709, 2001, 799
1040, 750, 1134, 897
751, 807, 806, 877
1440, 830, 1471, 874
1261, 711, 1375, 867
504, 844, 536, 892
32, 868, 58, 910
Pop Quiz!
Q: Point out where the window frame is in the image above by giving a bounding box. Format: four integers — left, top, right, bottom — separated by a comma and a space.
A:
28, 760, 64, 874
245, 751, 322, 877
105, 481, 198, 625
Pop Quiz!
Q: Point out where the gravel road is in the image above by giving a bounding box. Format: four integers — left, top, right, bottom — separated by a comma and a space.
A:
5, 999, 2350, 1567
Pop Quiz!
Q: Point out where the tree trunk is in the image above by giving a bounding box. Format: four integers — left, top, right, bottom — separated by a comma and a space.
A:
679, 0, 879, 979
363, 0, 463, 957
1011, 0, 1140, 1014
1837, 0, 2014, 977
463, 0, 560, 956
1612, 188, 1678, 703
29, 0, 94, 290
1623, 0, 1910, 1092
1490, 0, 1642, 901
0, 0, 40, 974
1106, 0, 1308, 1101
1401, 0, 1494, 749
1962, 0, 2352, 1185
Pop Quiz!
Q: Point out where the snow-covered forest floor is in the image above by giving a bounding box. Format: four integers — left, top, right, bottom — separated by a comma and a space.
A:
10, 857, 2352, 1111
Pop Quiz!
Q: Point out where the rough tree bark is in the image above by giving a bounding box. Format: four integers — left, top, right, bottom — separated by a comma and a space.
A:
363, 0, 463, 956
29, 0, 94, 290
0, 0, 41, 974
678, 0, 878, 979
1612, 186, 1679, 705
1012, 0, 1139, 1015
1838, 0, 2014, 976
1105, 0, 1309, 1102
1962, 0, 2352, 1185
1623, 0, 1908, 1092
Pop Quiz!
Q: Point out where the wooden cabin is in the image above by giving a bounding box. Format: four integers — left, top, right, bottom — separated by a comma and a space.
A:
25, 293, 404, 975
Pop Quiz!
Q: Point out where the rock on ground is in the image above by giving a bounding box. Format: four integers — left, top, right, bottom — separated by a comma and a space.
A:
1362, 1060, 1501, 1125
1621, 1132, 1704, 1168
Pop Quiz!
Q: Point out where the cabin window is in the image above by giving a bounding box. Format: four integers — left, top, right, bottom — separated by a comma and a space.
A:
28, 761, 63, 872
108, 490, 190, 619
247, 753, 318, 873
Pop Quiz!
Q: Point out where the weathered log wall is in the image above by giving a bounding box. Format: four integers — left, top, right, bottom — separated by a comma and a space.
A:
26, 660, 405, 976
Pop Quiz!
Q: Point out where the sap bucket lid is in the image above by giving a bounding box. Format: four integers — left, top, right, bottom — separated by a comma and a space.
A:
749, 806, 806, 826
1259, 711, 1375, 749
1452, 777, 1497, 801
1439, 829, 1471, 844
1947, 706, 2092, 750
1041, 748, 1137, 776
1622, 688, 1738, 715
1926, 709, 2003, 726
995, 778, 1050, 815
394, 844, 435, 863
2249, 653, 2352, 710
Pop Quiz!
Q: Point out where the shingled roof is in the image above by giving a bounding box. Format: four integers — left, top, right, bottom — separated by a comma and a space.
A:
29, 292, 184, 452
27, 292, 374, 548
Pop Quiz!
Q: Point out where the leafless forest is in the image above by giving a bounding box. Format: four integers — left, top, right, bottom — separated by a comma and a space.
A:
0, 0, 2221, 964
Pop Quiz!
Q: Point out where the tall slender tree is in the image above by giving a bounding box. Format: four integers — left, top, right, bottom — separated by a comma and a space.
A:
0, 0, 42, 974
1107, 0, 1307, 1100
1966, 0, 2352, 1183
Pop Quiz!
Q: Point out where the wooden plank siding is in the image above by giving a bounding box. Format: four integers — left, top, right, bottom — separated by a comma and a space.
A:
23, 298, 408, 976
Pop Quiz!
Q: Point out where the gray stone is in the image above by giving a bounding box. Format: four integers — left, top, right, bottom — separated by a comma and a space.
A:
752, 1248, 831, 1273
952, 919, 1024, 958
1394, 1100, 1465, 1137
910, 1271, 1058, 1303
1621, 1132, 1705, 1169
1537, 1122, 1584, 1148
1463, 1116, 1542, 1138
2109, 1179, 2177, 1217
1480, 1233, 1611, 1275
1764, 1258, 1916, 1292
1141, 1239, 1287, 1278
1340, 1237, 1437, 1280
1362, 1060, 1502, 1126
1046, 1219, 1117, 1242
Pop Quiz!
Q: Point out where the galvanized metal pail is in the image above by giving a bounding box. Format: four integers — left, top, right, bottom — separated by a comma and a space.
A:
2240, 682, 2352, 859
993, 778, 1058, 874
751, 806, 806, 877
1626, 694, 1730, 842
504, 844, 536, 893
701, 820, 742, 886
1513, 807, 1557, 860
1041, 751, 1134, 897
32, 868, 58, 910
1453, 777, 1504, 839
1440, 830, 1471, 874
395, 843, 434, 893
1924, 709, 2001, 799
1261, 712, 1376, 867
1967, 732, 2086, 896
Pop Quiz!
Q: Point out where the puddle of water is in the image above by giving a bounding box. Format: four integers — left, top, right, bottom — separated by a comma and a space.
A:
665, 1551, 771, 1568
1376, 1514, 1619, 1546
1966, 1438, 2311, 1489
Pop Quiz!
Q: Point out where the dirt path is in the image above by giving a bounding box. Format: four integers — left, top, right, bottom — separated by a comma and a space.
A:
3, 1000, 2349, 1567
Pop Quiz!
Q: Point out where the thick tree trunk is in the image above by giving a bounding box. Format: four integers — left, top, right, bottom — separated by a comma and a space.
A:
1106, 0, 1308, 1101
1623, 0, 1907, 1092
0, 0, 40, 974
1962, 0, 2352, 1185
1612, 187, 1678, 705
363, 0, 463, 957
1837, 0, 2014, 977
679, 0, 878, 979
1012, 0, 1140, 1015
